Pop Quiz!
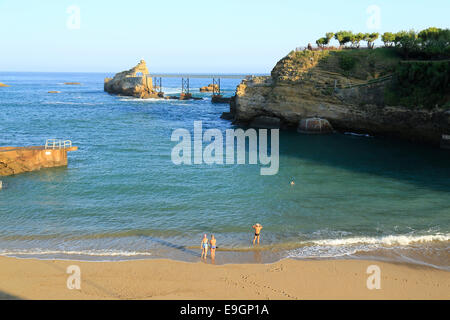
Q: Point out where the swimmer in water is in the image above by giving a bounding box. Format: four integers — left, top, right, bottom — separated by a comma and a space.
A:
290, 180, 295, 186
252, 223, 263, 245
201, 234, 209, 259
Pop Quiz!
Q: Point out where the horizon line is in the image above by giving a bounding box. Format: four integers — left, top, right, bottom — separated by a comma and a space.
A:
0, 70, 271, 75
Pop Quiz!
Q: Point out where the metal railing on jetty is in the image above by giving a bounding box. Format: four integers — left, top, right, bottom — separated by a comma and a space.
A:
45, 139, 73, 150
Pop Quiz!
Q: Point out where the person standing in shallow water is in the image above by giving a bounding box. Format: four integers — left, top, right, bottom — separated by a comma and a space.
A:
252, 223, 263, 245
210, 235, 217, 261
201, 234, 209, 259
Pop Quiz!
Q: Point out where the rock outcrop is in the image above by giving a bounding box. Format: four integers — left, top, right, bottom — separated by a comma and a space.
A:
227, 50, 450, 145
200, 84, 219, 92
104, 60, 161, 99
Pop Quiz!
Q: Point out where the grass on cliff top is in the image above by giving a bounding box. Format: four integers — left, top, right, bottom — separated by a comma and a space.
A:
288, 48, 401, 80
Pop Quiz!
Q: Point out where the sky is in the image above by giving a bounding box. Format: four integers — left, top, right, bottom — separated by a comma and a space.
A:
0, 0, 449, 73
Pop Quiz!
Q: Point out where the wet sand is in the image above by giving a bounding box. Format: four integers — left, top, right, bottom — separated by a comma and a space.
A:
0, 256, 448, 300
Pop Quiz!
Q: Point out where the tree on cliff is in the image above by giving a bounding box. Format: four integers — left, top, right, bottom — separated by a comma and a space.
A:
418, 27, 444, 43
394, 31, 410, 47
364, 32, 379, 49
382, 32, 396, 47
316, 37, 327, 48
335, 31, 353, 48
396, 30, 419, 58
350, 33, 366, 48
326, 32, 335, 44
418, 28, 450, 58
316, 32, 335, 49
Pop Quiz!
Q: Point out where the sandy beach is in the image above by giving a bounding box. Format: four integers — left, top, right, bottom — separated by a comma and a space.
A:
0, 256, 448, 300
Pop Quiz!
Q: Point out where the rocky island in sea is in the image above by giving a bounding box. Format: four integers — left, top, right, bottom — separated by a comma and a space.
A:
104, 59, 163, 99
224, 31, 450, 146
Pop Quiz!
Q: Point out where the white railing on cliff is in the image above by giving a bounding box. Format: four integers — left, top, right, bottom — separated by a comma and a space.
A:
295, 45, 382, 52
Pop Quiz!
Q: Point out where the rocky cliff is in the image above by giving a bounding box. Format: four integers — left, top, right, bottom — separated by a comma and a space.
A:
229, 49, 450, 145
104, 60, 161, 99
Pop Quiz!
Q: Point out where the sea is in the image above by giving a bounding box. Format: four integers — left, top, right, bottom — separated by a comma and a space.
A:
0, 72, 449, 269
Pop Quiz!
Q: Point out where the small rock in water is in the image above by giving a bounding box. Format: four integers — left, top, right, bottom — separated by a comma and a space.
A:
64, 82, 81, 85
298, 118, 333, 134
200, 84, 219, 92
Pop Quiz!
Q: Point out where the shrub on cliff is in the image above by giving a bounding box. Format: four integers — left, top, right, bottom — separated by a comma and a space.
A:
385, 61, 450, 109
417, 28, 450, 59
337, 53, 358, 73
391, 27, 450, 59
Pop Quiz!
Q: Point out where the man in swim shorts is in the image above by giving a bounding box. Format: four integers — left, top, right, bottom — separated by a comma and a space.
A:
252, 223, 263, 245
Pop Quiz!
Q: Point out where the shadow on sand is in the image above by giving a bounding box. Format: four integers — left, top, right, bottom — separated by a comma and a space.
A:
0, 290, 21, 300
145, 236, 201, 258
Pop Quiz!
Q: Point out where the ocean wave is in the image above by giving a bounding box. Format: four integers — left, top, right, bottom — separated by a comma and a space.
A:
118, 97, 167, 102
0, 249, 152, 257
308, 234, 450, 246
286, 233, 450, 261
118, 96, 206, 103
46, 101, 101, 105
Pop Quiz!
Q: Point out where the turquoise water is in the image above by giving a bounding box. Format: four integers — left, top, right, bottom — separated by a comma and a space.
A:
0, 72, 449, 268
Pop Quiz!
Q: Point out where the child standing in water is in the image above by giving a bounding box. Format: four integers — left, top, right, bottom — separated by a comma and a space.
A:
201, 234, 209, 259
252, 223, 263, 245
210, 235, 217, 261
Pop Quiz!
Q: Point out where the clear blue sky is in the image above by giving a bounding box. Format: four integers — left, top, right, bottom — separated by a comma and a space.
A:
0, 0, 448, 73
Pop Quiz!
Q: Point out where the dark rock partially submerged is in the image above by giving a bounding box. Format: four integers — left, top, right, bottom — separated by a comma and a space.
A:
298, 118, 333, 134
212, 95, 231, 104
220, 112, 234, 121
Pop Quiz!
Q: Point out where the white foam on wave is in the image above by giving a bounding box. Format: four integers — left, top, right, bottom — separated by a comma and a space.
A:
46, 101, 100, 106
287, 233, 450, 259
309, 233, 450, 247
0, 249, 152, 257
118, 97, 167, 102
